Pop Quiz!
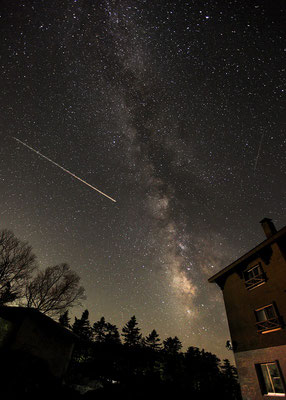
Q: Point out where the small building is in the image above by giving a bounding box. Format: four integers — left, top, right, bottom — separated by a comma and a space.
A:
209, 218, 286, 399
0, 306, 76, 379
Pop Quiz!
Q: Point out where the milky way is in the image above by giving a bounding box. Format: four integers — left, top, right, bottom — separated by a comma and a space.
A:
1, 0, 285, 361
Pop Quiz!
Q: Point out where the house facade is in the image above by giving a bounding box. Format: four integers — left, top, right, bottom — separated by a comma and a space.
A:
209, 218, 286, 399
0, 306, 76, 379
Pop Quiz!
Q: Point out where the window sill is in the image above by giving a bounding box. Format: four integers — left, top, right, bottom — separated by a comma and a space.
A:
246, 281, 266, 291
256, 317, 282, 334
260, 327, 282, 335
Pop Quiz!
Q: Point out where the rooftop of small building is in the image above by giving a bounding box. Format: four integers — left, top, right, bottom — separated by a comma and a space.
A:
0, 306, 76, 340
208, 218, 286, 284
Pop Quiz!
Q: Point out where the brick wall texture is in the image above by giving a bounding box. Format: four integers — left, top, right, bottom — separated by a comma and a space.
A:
235, 344, 286, 400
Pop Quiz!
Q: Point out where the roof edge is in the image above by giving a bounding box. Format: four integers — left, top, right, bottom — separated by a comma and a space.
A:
0, 306, 77, 339
208, 224, 286, 284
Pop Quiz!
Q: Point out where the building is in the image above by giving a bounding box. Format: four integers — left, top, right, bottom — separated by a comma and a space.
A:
208, 218, 286, 399
0, 306, 76, 379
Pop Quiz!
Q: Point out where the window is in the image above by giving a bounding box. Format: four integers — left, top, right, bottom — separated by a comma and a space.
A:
0, 317, 14, 347
257, 362, 285, 396
244, 263, 265, 290
255, 304, 282, 334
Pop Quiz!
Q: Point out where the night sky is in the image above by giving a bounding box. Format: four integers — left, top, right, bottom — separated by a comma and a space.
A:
1, 0, 285, 362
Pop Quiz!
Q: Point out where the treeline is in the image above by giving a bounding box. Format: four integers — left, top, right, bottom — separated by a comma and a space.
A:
0, 229, 241, 398
60, 310, 242, 399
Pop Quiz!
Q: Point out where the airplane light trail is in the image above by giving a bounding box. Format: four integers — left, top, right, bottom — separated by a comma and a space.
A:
12, 137, 116, 203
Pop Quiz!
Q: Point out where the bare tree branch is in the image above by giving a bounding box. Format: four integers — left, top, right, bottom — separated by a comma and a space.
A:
24, 263, 86, 317
0, 229, 37, 305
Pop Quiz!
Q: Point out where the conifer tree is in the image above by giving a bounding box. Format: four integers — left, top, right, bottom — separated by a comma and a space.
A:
221, 359, 238, 380
144, 329, 161, 350
163, 336, 182, 354
221, 359, 241, 399
93, 317, 121, 345
93, 316, 107, 343
122, 315, 142, 346
105, 322, 121, 345
58, 310, 70, 328
71, 309, 92, 362
72, 309, 92, 341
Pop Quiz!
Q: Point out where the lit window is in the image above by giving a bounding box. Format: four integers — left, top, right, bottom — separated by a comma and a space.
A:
244, 264, 265, 290
257, 362, 285, 396
255, 304, 281, 334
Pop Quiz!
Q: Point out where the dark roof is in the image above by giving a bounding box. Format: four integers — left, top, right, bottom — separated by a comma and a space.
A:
208, 224, 286, 283
0, 306, 76, 340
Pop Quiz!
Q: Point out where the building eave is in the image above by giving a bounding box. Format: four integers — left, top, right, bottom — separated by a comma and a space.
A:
0, 306, 77, 340
208, 225, 286, 284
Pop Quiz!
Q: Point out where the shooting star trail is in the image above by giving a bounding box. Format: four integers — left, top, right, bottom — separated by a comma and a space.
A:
12, 137, 117, 203
254, 133, 264, 172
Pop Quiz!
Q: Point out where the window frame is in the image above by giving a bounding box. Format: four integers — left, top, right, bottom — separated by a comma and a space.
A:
244, 263, 266, 290
256, 361, 286, 396
254, 303, 282, 334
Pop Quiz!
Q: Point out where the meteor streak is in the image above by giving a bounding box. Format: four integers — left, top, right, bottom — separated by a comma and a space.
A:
254, 133, 264, 172
13, 137, 116, 203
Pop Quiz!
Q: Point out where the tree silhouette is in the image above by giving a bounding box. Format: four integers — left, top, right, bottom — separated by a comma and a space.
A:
58, 310, 71, 328
221, 358, 238, 380
122, 315, 142, 347
93, 317, 121, 345
221, 359, 242, 399
0, 229, 37, 305
65, 309, 241, 399
105, 322, 121, 345
163, 336, 182, 354
182, 346, 241, 398
72, 309, 92, 340
24, 263, 85, 317
93, 316, 107, 343
71, 309, 92, 362
144, 329, 161, 350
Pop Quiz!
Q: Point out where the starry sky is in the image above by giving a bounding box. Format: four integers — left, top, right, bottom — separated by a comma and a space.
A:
1, 0, 285, 362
